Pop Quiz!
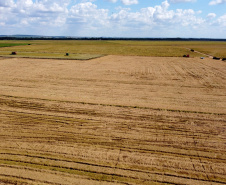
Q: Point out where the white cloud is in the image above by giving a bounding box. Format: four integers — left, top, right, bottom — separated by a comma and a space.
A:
121, 0, 139, 5
69, 2, 109, 26
0, 0, 70, 34
209, 0, 226, 5
0, 22, 5, 26
17, 0, 33, 7
0, 0, 224, 37
110, 0, 203, 28
0, 0, 14, 7
216, 14, 226, 26
106, 0, 118, 2
207, 13, 216, 19
108, 2, 206, 37
106, 0, 139, 5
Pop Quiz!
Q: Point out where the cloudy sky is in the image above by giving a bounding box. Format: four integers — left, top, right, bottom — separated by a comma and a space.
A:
0, 0, 225, 38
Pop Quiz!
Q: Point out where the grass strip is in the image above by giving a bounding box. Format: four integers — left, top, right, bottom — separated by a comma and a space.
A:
0, 43, 29, 47
1, 158, 225, 185
0, 52, 104, 60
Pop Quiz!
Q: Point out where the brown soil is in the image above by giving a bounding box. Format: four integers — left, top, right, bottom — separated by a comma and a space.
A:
0, 56, 225, 185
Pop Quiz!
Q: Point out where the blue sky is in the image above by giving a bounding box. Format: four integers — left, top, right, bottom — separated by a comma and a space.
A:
0, 0, 225, 38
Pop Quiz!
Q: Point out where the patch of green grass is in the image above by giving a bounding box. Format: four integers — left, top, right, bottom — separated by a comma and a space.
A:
0, 159, 150, 185
0, 40, 225, 57
0, 43, 29, 47
183, 42, 226, 58
0, 51, 104, 60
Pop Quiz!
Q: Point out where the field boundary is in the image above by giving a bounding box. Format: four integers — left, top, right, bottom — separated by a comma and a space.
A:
0, 52, 105, 60
1, 94, 225, 116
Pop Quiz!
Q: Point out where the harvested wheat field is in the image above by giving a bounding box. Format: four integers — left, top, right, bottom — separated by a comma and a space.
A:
0, 55, 225, 185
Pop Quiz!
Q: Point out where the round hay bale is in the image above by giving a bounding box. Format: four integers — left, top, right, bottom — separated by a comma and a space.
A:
213, 57, 220, 60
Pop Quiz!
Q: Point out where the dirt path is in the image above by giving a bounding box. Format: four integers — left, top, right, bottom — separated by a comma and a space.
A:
185, 47, 214, 58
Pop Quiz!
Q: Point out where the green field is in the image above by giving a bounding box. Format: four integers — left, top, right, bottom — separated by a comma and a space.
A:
0, 40, 225, 59
0, 50, 103, 60
0, 43, 29, 48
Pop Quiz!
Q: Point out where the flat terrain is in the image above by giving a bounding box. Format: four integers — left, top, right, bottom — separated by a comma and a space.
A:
0, 40, 226, 58
0, 55, 225, 185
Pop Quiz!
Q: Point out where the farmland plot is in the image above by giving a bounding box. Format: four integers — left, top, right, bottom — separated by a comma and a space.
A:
0, 56, 225, 185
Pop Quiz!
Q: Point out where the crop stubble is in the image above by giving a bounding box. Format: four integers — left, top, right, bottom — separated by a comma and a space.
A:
0, 56, 225, 185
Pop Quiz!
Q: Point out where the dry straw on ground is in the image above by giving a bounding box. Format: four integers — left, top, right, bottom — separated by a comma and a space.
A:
0, 53, 225, 184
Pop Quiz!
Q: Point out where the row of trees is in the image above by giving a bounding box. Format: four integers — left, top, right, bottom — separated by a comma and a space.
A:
0, 36, 226, 41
